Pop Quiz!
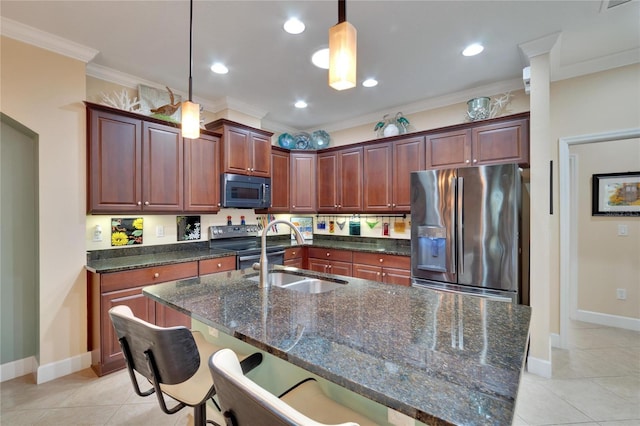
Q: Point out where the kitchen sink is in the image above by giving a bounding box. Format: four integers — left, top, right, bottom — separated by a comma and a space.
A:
248, 271, 347, 294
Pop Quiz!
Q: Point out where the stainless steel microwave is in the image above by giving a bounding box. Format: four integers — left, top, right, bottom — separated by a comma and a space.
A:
220, 173, 271, 209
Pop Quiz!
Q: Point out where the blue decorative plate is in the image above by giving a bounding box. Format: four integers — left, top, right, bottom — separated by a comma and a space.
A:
294, 132, 312, 150
311, 130, 331, 149
278, 133, 296, 149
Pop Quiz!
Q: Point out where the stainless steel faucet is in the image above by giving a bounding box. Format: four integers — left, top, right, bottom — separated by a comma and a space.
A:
255, 219, 305, 288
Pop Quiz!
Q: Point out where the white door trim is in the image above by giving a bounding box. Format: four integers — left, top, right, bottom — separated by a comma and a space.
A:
558, 128, 640, 349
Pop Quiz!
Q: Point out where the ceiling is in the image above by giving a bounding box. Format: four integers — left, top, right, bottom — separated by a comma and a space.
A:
2, 1, 639, 133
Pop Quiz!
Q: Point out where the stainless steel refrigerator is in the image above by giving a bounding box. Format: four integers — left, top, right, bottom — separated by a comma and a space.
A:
410, 164, 523, 302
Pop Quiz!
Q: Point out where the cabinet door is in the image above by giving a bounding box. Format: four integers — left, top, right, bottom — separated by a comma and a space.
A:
284, 258, 304, 268
327, 260, 352, 277
339, 147, 363, 211
472, 119, 529, 166
199, 256, 236, 275
184, 133, 220, 212
308, 258, 330, 274
382, 267, 411, 286
88, 109, 142, 213
393, 136, 425, 211
268, 149, 290, 211
250, 133, 272, 177
317, 152, 339, 212
363, 143, 393, 212
101, 287, 155, 369
155, 304, 191, 328
291, 152, 317, 213
425, 129, 472, 169
142, 122, 183, 211
353, 263, 383, 281
223, 126, 251, 174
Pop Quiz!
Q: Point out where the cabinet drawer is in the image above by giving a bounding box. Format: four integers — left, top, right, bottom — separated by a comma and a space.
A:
352, 252, 410, 269
284, 247, 304, 260
308, 247, 352, 263
101, 261, 198, 293
199, 256, 236, 275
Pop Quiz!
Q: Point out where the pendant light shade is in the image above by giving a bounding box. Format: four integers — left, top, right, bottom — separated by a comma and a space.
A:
329, 0, 357, 91
182, 0, 200, 139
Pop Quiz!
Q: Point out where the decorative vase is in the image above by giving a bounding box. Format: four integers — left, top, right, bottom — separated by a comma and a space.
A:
383, 123, 400, 137
467, 97, 491, 121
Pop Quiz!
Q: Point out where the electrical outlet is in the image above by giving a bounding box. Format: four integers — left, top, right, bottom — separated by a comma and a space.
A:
156, 225, 165, 237
616, 288, 627, 300
388, 408, 414, 426
618, 224, 628, 236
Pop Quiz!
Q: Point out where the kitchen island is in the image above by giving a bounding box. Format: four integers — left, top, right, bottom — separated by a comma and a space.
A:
143, 266, 531, 425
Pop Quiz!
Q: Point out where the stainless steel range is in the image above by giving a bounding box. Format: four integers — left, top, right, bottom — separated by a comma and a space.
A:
208, 225, 286, 270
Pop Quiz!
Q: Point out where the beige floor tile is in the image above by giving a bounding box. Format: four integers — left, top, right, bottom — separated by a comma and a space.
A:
105, 402, 184, 425
514, 381, 592, 425
32, 405, 120, 425
0, 408, 48, 424
593, 375, 640, 403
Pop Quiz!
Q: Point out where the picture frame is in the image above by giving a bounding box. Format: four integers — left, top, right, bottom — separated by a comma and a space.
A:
591, 171, 640, 216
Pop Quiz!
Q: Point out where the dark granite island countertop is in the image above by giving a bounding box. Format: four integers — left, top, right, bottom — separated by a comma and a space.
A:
143, 266, 531, 425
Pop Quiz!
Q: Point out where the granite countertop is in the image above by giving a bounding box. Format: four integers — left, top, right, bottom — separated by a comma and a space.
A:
86, 236, 411, 274
143, 266, 531, 425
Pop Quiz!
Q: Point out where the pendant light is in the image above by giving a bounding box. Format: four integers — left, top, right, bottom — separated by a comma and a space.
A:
181, 0, 200, 139
329, 0, 357, 90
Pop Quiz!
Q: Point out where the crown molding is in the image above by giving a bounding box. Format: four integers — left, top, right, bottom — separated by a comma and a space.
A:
518, 32, 562, 62
552, 47, 640, 82
1, 17, 98, 63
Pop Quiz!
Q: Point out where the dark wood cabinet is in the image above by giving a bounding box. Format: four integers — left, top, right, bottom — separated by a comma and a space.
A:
290, 152, 317, 213
284, 247, 306, 268
363, 136, 424, 212
184, 133, 221, 213
205, 119, 273, 177
268, 148, 290, 212
425, 116, 529, 169
352, 252, 411, 286
87, 107, 142, 213
307, 248, 353, 276
142, 122, 184, 212
199, 256, 236, 275
317, 146, 363, 212
88, 261, 199, 376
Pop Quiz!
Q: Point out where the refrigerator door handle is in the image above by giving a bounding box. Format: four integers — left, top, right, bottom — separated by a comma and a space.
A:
449, 176, 457, 274
457, 176, 464, 276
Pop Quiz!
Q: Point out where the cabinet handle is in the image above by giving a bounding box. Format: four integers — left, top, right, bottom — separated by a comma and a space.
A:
327, 265, 332, 270
144, 201, 149, 205
377, 272, 381, 276
326, 252, 331, 257
465, 160, 470, 164
292, 251, 296, 255
217, 263, 222, 268
217, 203, 221, 207
137, 201, 142, 206
334, 204, 338, 208
392, 203, 396, 207
379, 258, 384, 263
382, 272, 386, 277
292, 205, 296, 208
338, 204, 342, 208
154, 272, 160, 278
473, 159, 477, 163
387, 204, 391, 207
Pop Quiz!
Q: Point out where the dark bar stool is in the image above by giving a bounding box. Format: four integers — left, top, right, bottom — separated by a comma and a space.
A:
209, 348, 377, 426
109, 306, 262, 426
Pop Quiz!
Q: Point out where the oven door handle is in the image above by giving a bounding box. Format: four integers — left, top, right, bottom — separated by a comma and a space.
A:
238, 250, 285, 262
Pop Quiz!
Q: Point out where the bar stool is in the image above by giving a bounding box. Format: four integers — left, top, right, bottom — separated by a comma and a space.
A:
109, 306, 262, 426
208, 348, 378, 426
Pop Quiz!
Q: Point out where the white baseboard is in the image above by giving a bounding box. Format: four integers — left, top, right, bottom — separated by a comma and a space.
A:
36, 352, 92, 384
527, 356, 552, 378
1, 356, 37, 382
550, 333, 561, 348
576, 309, 640, 332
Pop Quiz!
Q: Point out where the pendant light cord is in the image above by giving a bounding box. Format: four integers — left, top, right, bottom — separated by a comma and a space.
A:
188, 0, 194, 102
338, 0, 346, 23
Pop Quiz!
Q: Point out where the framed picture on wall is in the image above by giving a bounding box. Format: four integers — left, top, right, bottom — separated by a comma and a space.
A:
592, 171, 640, 216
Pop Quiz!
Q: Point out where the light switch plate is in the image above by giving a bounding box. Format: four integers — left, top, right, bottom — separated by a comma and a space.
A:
156, 225, 165, 237
618, 224, 628, 236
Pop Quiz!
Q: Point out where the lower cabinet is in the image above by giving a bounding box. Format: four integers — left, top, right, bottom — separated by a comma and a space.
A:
284, 247, 305, 268
352, 252, 411, 286
307, 247, 353, 276
89, 260, 205, 376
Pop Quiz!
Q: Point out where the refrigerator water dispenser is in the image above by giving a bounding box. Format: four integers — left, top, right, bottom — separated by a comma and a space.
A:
417, 226, 447, 272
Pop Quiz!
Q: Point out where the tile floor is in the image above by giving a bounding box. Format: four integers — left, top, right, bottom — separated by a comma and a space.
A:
1, 320, 638, 425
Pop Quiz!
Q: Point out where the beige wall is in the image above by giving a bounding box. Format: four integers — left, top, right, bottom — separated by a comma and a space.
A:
1, 37, 88, 367
572, 139, 640, 318
549, 63, 640, 331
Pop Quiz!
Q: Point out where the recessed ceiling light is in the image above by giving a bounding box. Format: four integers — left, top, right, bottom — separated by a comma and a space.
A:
462, 43, 484, 57
294, 100, 308, 109
311, 48, 330, 69
210, 63, 229, 74
362, 78, 378, 88
284, 18, 305, 34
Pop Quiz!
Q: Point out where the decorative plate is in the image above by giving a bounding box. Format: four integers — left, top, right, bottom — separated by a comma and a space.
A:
294, 132, 312, 150
278, 133, 296, 149
311, 130, 331, 149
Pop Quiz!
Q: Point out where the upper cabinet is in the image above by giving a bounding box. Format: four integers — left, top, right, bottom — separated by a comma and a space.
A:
205, 119, 272, 178
363, 136, 425, 212
290, 152, 317, 213
425, 116, 529, 169
184, 133, 221, 213
317, 146, 363, 213
267, 147, 290, 212
87, 102, 221, 214
87, 105, 183, 213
